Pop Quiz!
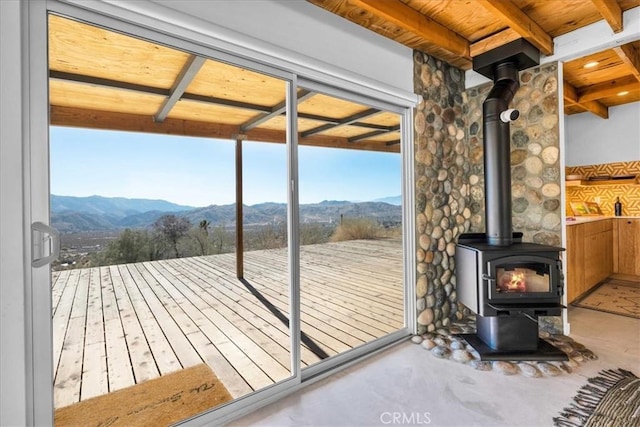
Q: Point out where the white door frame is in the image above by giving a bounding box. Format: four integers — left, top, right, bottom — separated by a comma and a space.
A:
26, 1, 416, 424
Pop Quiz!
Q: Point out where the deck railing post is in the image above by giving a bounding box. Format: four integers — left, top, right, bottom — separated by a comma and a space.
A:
234, 135, 245, 279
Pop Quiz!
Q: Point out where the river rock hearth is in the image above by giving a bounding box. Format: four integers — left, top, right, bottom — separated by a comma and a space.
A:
411, 324, 597, 377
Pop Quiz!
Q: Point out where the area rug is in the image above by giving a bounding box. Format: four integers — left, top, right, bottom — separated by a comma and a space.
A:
54, 364, 233, 426
573, 280, 640, 319
553, 368, 640, 427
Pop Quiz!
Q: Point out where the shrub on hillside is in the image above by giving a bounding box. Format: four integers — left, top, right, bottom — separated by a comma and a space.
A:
300, 223, 331, 245
330, 218, 382, 242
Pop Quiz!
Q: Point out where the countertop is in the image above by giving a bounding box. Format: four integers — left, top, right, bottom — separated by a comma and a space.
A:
566, 216, 639, 225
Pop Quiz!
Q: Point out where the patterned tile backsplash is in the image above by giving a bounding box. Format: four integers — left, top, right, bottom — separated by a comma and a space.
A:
566, 161, 640, 216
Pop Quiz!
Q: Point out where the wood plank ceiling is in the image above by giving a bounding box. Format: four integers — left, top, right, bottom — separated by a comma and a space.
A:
308, 0, 640, 119
48, 15, 401, 153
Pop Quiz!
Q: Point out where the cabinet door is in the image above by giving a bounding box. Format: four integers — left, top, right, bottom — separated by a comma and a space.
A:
566, 225, 584, 303
602, 229, 613, 280
583, 230, 612, 290
617, 219, 640, 276
583, 232, 601, 290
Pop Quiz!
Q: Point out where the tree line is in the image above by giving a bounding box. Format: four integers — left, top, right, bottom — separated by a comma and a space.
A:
90, 214, 393, 267
96, 214, 235, 265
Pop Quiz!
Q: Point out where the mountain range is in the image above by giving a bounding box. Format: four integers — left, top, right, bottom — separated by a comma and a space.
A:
51, 195, 402, 232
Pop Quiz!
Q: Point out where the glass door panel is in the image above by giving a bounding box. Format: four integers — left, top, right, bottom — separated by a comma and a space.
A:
48, 14, 292, 425
296, 87, 405, 367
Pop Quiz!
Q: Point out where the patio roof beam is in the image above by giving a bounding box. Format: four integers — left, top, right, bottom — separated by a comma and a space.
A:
50, 70, 169, 96
350, 122, 399, 131
301, 108, 380, 138
50, 106, 400, 153
154, 55, 206, 122
50, 72, 398, 133
50, 70, 275, 114
348, 125, 400, 143
240, 89, 316, 132
180, 93, 274, 113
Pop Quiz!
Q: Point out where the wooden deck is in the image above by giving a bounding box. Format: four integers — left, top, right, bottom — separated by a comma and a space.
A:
51, 238, 404, 408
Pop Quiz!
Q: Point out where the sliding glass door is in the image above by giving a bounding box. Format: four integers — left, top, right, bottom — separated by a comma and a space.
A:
295, 82, 407, 372
46, 13, 296, 425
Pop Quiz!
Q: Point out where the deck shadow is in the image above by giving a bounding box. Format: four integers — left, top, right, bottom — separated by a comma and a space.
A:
238, 277, 330, 360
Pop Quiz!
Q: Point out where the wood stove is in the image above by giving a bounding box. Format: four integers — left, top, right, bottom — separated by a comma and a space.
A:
457, 233, 565, 358
455, 40, 567, 361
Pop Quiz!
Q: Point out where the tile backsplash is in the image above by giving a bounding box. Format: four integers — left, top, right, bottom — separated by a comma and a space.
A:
566, 161, 640, 216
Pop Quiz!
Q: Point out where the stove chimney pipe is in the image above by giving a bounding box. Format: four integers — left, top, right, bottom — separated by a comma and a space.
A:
483, 62, 519, 246
472, 39, 540, 247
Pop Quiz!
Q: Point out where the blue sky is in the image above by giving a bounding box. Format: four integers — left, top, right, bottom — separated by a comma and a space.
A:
50, 127, 401, 207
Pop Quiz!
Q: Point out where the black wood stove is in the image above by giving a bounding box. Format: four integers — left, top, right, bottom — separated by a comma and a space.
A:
455, 40, 567, 361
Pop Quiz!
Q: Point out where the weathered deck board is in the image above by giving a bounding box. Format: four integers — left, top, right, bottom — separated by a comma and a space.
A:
81, 268, 108, 401
109, 265, 158, 384
52, 238, 404, 408
53, 268, 90, 408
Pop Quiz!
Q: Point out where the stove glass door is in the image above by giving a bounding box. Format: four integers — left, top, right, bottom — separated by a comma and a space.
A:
495, 262, 551, 294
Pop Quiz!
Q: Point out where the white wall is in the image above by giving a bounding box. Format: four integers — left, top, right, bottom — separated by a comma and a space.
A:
0, 1, 28, 425
565, 102, 640, 166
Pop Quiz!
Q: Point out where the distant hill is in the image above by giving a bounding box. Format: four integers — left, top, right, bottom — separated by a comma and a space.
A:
373, 195, 401, 206
52, 195, 194, 218
50, 195, 401, 233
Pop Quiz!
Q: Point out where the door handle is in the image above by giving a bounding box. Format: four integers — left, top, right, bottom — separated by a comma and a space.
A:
31, 221, 60, 268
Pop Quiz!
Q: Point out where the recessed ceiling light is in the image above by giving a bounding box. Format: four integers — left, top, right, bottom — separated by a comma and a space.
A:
583, 61, 599, 68
617, 91, 629, 96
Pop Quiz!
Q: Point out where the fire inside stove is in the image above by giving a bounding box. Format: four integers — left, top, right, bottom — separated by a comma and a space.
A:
496, 263, 550, 294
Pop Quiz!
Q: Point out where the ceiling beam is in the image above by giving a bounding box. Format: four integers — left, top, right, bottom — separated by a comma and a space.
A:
470, 29, 522, 57
475, 0, 554, 56
614, 44, 640, 81
564, 82, 609, 119
591, 0, 623, 33
348, 0, 471, 60
578, 75, 640, 102
154, 55, 206, 122
49, 106, 399, 153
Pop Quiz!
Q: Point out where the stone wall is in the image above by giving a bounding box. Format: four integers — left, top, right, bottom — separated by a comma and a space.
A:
413, 52, 469, 334
414, 54, 563, 334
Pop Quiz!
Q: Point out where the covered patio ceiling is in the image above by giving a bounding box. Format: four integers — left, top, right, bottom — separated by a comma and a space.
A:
48, 14, 401, 153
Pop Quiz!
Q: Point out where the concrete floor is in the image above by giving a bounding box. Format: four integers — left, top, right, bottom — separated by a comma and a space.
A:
230, 307, 639, 427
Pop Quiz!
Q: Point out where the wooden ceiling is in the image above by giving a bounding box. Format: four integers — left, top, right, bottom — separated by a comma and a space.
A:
308, 0, 640, 118
48, 15, 401, 153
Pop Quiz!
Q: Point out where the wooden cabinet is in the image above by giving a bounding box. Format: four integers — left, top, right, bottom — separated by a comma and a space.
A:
566, 219, 613, 303
613, 219, 640, 276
